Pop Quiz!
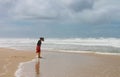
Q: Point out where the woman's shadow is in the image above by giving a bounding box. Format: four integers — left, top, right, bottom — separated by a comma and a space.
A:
35, 58, 40, 77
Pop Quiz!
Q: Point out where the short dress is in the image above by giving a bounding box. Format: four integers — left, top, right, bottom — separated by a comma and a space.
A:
36, 45, 41, 53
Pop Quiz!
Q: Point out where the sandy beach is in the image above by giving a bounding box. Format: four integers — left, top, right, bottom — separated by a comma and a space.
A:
1, 48, 120, 77
0, 48, 35, 77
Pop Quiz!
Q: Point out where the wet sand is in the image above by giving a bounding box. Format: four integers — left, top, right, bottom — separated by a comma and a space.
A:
0, 48, 34, 77
39, 52, 120, 77
16, 51, 120, 77
1, 48, 120, 77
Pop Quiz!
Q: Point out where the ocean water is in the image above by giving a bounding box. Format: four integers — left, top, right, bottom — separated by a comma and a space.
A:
0, 38, 120, 54
2, 38, 119, 77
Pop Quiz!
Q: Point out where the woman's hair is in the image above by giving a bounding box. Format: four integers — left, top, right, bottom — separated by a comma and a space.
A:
40, 37, 44, 41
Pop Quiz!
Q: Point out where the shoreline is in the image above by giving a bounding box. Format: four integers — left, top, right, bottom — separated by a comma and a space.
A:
0, 48, 35, 77
49, 49, 120, 56
1, 48, 120, 77
15, 50, 120, 77
5, 47, 120, 56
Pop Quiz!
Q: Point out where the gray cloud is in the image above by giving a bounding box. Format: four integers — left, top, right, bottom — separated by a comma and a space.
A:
0, 0, 120, 24
69, 0, 94, 12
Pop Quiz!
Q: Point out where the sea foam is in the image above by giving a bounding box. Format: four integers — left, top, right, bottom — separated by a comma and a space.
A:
0, 38, 120, 53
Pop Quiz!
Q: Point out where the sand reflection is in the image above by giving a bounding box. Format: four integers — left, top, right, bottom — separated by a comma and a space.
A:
35, 59, 40, 77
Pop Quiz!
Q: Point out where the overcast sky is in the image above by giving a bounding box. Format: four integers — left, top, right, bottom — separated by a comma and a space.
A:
0, 0, 120, 38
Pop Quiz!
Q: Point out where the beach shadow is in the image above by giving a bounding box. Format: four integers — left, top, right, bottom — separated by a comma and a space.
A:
35, 58, 40, 77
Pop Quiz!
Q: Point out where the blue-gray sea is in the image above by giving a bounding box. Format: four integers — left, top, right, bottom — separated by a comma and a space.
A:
0, 37, 120, 54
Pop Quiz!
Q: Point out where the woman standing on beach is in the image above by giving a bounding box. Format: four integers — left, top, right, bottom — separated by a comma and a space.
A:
36, 37, 44, 58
